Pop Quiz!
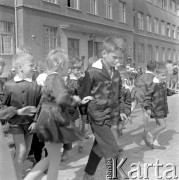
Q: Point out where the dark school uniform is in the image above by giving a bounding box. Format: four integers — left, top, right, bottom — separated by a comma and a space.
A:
131, 71, 155, 105
0, 75, 41, 134
144, 77, 176, 119
35, 73, 82, 143
78, 59, 125, 176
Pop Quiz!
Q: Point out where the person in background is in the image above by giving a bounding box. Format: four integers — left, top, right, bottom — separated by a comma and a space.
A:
0, 58, 5, 105
116, 65, 132, 138
166, 60, 173, 88
144, 62, 178, 149
131, 60, 157, 147
172, 62, 178, 90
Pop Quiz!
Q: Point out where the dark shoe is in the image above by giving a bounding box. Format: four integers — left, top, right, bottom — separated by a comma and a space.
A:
85, 135, 90, 139
153, 145, 166, 150
78, 145, 84, 153
83, 173, 96, 180
61, 150, 68, 162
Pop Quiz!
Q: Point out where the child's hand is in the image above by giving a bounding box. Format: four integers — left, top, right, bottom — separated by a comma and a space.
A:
120, 113, 128, 121
73, 95, 81, 104
174, 90, 178, 94
28, 122, 36, 134
81, 96, 94, 104
17, 106, 36, 116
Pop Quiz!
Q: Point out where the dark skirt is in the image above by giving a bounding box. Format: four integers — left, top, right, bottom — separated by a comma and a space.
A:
35, 103, 82, 143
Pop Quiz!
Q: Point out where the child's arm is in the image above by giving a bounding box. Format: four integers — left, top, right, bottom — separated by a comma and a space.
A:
167, 88, 178, 96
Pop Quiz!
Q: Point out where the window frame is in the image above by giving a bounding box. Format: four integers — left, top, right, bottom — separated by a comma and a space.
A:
137, 12, 144, 30
0, 21, 14, 56
119, 1, 126, 23
105, 0, 113, 19
43, 25, 58, 56
90, 0, 98, 15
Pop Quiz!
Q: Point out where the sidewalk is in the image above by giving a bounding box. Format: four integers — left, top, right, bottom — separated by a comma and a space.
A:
5, 95, 179, 179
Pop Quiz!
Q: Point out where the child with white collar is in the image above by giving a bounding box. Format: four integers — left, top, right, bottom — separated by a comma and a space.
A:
144, 62, 178, 149
0, 52, 41, 179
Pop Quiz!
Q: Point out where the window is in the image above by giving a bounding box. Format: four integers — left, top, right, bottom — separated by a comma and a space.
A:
162, 48, 165, 61
177, 27, 179, 39
154, 46, 159, 61
0, 21, 14, 55
88, 41, 102, 59
154, 18, 159, 34
105, 0, 112, 19
167, 23, 170, 37
137, 12, 144, 30
90, 0, 98, 15
67, 0, 80, 10
138, 43, 145, 62
68, 38, 79, 61
43, 0, 58, 4
147, 44, 153, 61
171, 0, 176, 13
44, 26, 58, 55
161, 21, 165, 36
167, 0, 171, 11
168, 48, 171, 59
162, 0, 166, 9
177, 4, 179, 16
173, 50, 176, 62
154, 0, 161, 7
172, 25, 176, 38
147, 15, 152, 32
119, 1, 126, 23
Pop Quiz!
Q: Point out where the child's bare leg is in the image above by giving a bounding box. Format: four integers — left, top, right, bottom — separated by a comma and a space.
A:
24, 133, 33, 160
111, 125, 120, 147
151, 118, 166, 144
46, 142, 62, 180
13, 134, 27, 180
131, 99, 137, 112
142, 107, 150, 132
24, 157, 49, 180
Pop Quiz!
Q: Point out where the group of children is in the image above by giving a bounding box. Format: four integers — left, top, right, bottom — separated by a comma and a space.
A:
0, 36, 178, 180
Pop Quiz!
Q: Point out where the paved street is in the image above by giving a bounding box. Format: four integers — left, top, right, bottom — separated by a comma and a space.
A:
7, 93, 179, 180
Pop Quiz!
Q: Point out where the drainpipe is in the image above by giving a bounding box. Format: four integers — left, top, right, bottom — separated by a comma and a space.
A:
14, 0, 18, 53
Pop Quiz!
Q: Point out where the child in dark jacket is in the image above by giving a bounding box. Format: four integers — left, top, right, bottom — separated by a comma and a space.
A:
0, 53, 41, 180
144, 62, 178, 149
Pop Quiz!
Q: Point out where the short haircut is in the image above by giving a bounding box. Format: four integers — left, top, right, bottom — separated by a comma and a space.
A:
102, 37, 124, 53
46, 48, 68, 70
0, 58, 5, 66
13, 52, 34, 69
156, 62, 167, 74
146, 60, 157, 72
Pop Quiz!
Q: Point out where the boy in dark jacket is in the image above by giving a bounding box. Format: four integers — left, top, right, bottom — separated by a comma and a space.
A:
131, 60, 157, 146
144, 62, 177, 149
79, 37, 127, 180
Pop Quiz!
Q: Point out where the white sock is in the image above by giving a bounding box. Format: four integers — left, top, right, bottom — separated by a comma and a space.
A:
153, 140, 160, 146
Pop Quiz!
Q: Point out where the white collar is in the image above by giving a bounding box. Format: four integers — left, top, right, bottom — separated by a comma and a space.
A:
69, 73, 78, 80
14, 75, 32, 82
92, 59, 102, 69
145, 70, 155, 74
153, 77, 160, 83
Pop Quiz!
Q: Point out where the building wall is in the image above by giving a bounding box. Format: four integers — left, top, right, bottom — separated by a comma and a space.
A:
133, 0, 179, 67
1, 0, 179, 76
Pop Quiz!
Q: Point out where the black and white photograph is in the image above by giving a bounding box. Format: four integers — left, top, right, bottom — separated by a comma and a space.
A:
0, 0, 179, 179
